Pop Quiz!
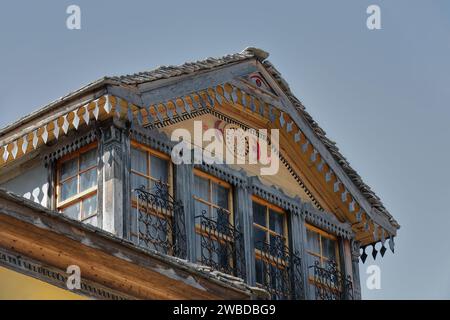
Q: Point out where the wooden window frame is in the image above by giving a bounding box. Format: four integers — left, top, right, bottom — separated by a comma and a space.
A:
130, 141, 173, 241
130, 141, 173, 194
305, 223, 340, 268
56, 143, 98, 222
252, 196, 289, 283
252, 196, 289, 249
306, 223, 342, 294
193, 169, 234, 264
193, 169, 233, 224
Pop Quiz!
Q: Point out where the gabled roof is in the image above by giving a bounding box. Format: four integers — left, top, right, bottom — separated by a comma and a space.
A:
0, 47, 399, 238
107, 47, 397, 228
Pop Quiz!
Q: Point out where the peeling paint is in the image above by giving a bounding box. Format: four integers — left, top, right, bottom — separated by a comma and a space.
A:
113, 251, 133, 263
154, 266, 207, 292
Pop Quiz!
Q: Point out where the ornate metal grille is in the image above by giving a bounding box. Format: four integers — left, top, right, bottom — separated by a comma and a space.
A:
255, 236, 304, 300
309, 260, 353, 300
134, 181, 187, 259
195, 209, 246, 279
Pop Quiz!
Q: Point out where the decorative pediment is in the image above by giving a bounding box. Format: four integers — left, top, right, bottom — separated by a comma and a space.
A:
241, 72, 277, 96
0, 48, 398, 256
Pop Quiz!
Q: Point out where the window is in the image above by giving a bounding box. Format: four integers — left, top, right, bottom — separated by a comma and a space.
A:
130, 142, 171, 192
252, 197, 288, 287
193, 170, 234, 269
306, 225, 345, 299
56, 144, 98, 226
193, 170, 232, 226
306, 224, 339, 269
130, 142, 172, 251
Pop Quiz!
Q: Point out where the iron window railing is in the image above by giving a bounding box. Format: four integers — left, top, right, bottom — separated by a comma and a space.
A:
134, 181, 187, 259
195, 209, 246, 279
255, 236, 304, 300
309, 260, 353, 300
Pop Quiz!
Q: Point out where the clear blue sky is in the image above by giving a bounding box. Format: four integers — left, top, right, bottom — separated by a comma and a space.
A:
1, 0, 449, 299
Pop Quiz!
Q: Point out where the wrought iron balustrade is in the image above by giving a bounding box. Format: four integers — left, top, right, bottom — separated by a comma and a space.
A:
255, 236, 304, 300
134, 181, 187, 259
309, 260, 353, 300
195, 210, 246, 279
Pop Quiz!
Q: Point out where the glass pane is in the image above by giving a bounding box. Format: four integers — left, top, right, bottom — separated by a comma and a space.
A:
212, 207, 230, 232
212, 183, 229, 210
62, 202, 80, 220
83, 215, 98, 227
322, 237, 337, 263
131, 147, 147, 174
131, 173, 149, 192
131, 207, 138, 241
269, 210, 284, 235
60, 177, 78, 201
195, 200, 210, 218
81, 194, 97, 219
80, 148, 97, 170
307, 253, 321, 269
194, 175, 209, 201
80, 168, 97, 192
195, 232, 202, 263
60, 157, 78, 181
255, 258, 264, 284
254, 226, 267, 250
150, 155, 168, 183
217, 241, 229, 269
306, 229, 320, 254
270, 234, 285, 248
252, 201, 266, 227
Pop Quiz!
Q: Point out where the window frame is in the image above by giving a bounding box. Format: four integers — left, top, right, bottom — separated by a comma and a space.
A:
56, 142, 99, 223
252, 196, 289, 286
193, 169, 233, 223
130, 141, 173, 243
193, 169, 234, 265
130, 141, 173, 195
305, 223, 340, 268
252, 196, 289, 251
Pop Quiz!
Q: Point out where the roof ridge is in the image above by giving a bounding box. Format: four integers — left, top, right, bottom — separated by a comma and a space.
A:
111, 49, 260, 86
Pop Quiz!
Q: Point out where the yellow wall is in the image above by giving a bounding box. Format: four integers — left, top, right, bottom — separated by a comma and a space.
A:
163, 114, 317, 205
0, 266, 87, 300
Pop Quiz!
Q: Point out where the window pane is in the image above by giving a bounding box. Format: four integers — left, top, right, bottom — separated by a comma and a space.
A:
195, 200, 210, 218
83, 215, 98, 227
270, 234, 285, 248
81, 194, 97, 219
60, 177, 78, 201
307, 253, 321, 268
269, 210, 284, 235
150, 155, 168, 183
306, 229, 320, 254
322, 237, 337, 263
131, 147, 147, 174
252, 202, 266, 227
212, 207, 230, 231
131, 173, 149, 191
212, 183, 229, 210
255, 258, 264, 284
62, 202, 80, 220
60, 157, 78, 181
194, 175, 209, 200
254, 226, 267, 250
80, 148, 97, 170
80, 168, 97, 192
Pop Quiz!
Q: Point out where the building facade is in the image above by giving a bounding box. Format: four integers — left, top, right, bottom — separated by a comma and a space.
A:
0, 48, 399, 300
